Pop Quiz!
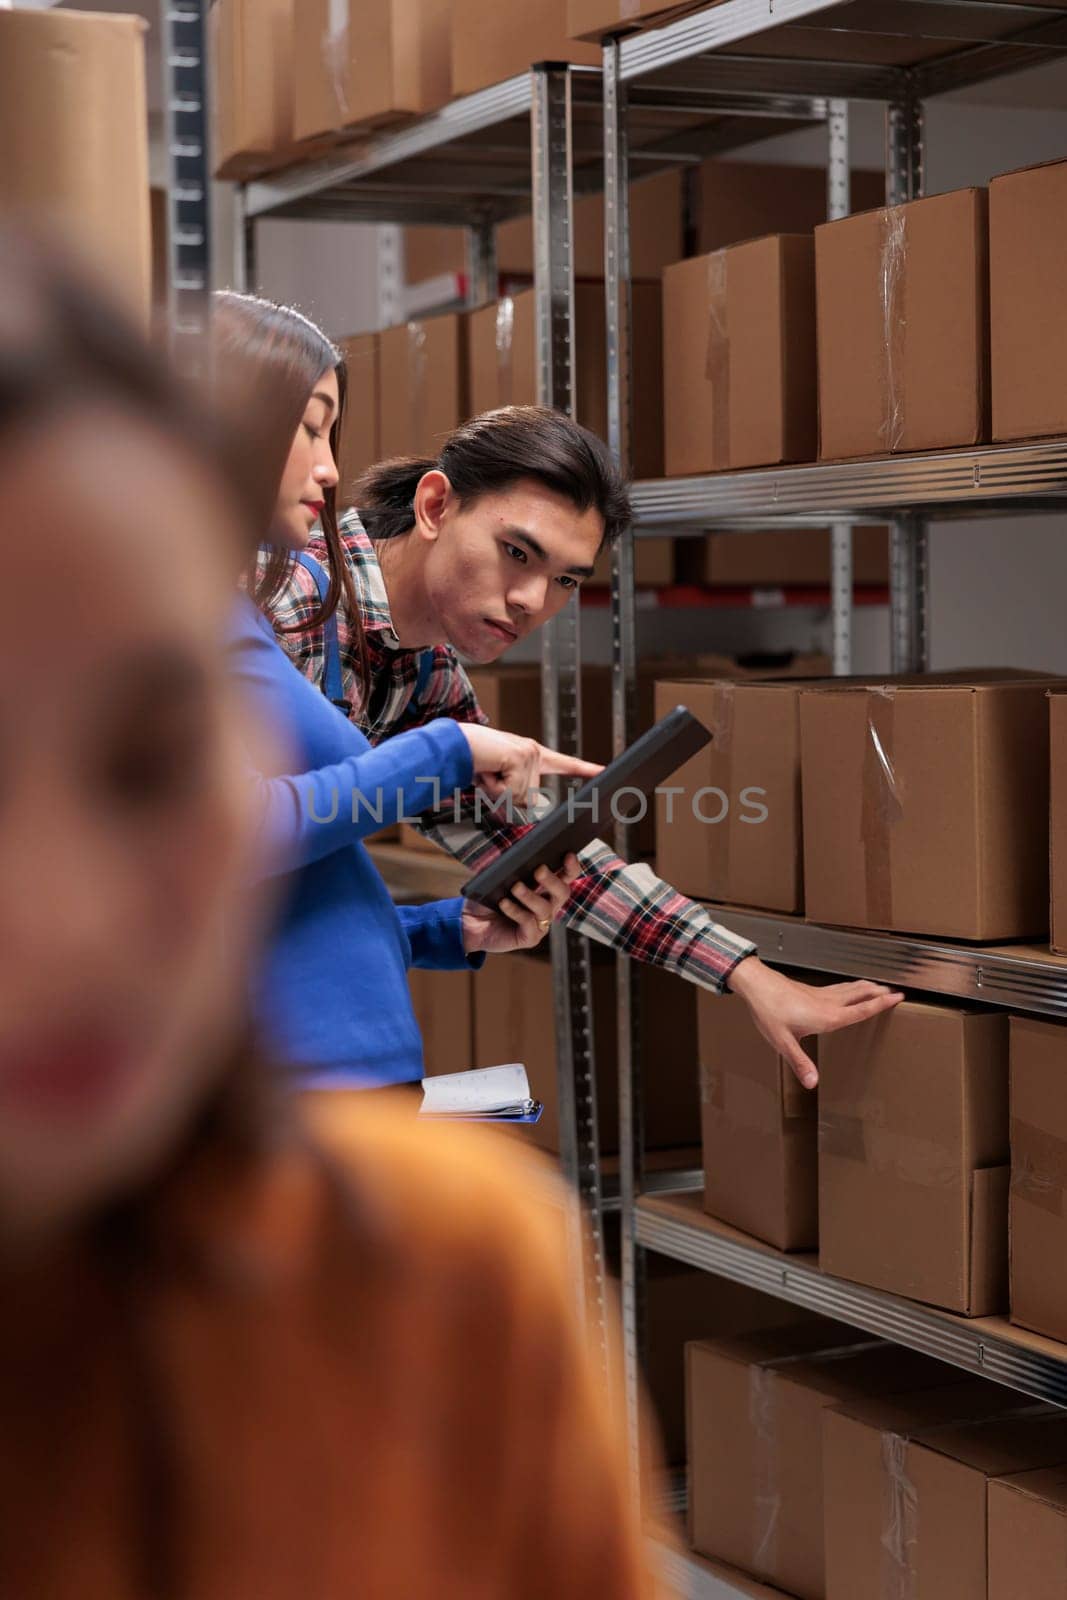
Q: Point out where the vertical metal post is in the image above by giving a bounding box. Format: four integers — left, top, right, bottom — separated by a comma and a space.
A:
605, 35, 644, 1462
887, 81, 929, 672
466, 216, 498, 307
377, 225, 404, 328
163, 0, 212, 372
890, 514, 930, 672
531, 65, 608, 1365
827, 100, 853, 676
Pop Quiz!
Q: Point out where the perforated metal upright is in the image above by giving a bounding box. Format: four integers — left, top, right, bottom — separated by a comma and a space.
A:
163, 0, 212, 366
531, 66, 610, 1363
827, 98, 854, 675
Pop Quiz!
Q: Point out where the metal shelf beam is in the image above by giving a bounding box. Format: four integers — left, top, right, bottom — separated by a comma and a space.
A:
630, 438, 1067, 528
708, 909, 1067, 1019
637, 1193, 1067, 1408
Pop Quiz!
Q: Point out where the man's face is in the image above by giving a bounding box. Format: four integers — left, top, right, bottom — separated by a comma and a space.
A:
421, 479, 604, 664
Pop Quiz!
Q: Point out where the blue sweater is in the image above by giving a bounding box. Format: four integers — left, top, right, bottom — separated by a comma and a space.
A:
228, 597, 480, 1086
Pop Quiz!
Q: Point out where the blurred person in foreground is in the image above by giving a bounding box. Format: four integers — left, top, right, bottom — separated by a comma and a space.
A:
0, 232, 658, 1599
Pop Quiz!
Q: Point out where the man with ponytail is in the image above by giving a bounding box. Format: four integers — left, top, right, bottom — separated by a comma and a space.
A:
266, 404, 903, 1087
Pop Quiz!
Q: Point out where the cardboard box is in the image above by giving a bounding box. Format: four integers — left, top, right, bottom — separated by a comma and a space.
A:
695, 159, 885, 258
406, 167, 684, 286
451, 0, 600, 96
568, 0, 710, 40
699, 991, 817, 1250
474, 950, 700, 1155
700, 527, 889, 588
379, 314, 469, 458
991, 158, 1067, 443
816, 189, 990, 460
409, 968, 474, 1078
819, 998, 1010, 1315
0, 8, 151, 319
592, 536, 675, 587
824, 1387, 1067, 1600
1051, 692, 1067, 954
663, 235, 816, 476
989, 1467, 1067, 1599
645, 1262, 814, 1466
686, 1322, 964, 1598
337, 333, 380, 507
211, 0, 294, 180
654, 677, 806, 914
466, 281, 664, 476
293, 0, 451, 143
1009, 1015, 1067, 1346
799, 675, 1056, 940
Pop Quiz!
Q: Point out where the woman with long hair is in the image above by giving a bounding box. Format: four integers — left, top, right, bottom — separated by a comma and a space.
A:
211, 292, 595, 1085
0, 231, 654, 1598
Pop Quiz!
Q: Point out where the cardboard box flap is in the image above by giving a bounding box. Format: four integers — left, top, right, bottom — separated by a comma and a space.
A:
991, 155, 1067, 186
995, 1465, 1067, 1512
688, 1319, 868, 1373
921, 1406, 1067, 1477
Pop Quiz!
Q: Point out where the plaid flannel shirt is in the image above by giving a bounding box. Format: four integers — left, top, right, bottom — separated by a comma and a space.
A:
262, 510, 757, 994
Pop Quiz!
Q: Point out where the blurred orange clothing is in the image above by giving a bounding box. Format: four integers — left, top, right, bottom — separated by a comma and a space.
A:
0, 1094, 658, 1599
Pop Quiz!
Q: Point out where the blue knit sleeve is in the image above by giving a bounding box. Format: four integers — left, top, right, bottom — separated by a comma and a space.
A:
397, 898, 487, 972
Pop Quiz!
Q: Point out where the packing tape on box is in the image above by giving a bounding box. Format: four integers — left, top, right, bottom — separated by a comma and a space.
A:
620, 0, 643, 17
819, 1113, 958, 1189
749, 1339, 885, 1576
704, 251, 730, 471
861, 687, 903, 930
702, 1067, 779, 1130
323, 0, 351, 126
1010, 1118, 1067, 1217
495, 297, 515, 408
407, 321, 428, 454
880, 1431, 918, 1600
705, 681, 735, 893
880, 207, 907, 452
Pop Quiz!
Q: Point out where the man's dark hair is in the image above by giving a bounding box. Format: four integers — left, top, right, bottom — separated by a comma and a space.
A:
353, 405, 632, 546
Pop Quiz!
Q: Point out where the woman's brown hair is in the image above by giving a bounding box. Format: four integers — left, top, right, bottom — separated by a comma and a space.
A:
211, 292, 368, 701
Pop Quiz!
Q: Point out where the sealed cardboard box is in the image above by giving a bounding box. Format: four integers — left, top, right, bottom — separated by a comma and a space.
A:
451, 0, 600, 96
474, 950, 700, 1155
409, 968, 474, 1078
211, 0, 294, 180
991, 158, 1067, 443
687, 1322, 962, 1598
819, 998, 1010, 1315
816, 188, 990, 460
699, 991, 817, 1250
0, 8, 151, 318
337, 333, 381, 506
701, 527, 889, 587
663, 235, 816, 476
695, 158, 885, 257
988, 1467, 1067, 1598
645, 1262, 813, 1465
799, 675, 1055, 940
379, 314, 469, 458
591, 536, 675, 587
466, 281, 664, 476
654, 677, 806, 914
1009, 1015, 1067, 1346
293, 0, 451, 144
1051, 691, 1067, 954
824, 1386, 1067, 1600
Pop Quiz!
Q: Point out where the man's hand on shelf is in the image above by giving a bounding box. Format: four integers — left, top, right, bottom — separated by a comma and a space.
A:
726, 955, 905, 1090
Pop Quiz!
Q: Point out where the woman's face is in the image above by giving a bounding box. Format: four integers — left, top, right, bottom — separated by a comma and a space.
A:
270, 365, 340, 551
0, 408, 256, 1235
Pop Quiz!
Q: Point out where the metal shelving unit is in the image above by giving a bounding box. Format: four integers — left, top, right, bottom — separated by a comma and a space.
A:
601, 1, 1067, 1592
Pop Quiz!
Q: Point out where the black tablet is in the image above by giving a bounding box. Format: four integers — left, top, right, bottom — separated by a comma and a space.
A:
461, 705, 711, 910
